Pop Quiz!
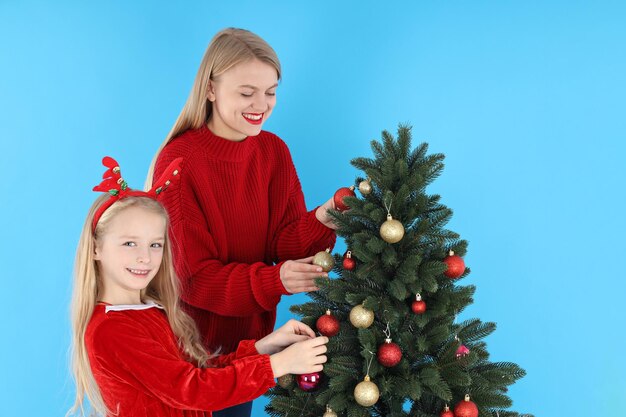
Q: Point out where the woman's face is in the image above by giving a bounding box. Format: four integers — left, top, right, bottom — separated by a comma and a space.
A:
207, 59, 278, 141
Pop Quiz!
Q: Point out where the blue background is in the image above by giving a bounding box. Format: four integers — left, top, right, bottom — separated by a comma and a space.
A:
1, 1, 624, 416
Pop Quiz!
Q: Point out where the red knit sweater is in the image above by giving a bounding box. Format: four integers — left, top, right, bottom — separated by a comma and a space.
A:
86, 304, 275, 417
154, 126, 336, 353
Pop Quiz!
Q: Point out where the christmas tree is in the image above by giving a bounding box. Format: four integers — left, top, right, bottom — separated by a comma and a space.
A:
266, 126, 531, 417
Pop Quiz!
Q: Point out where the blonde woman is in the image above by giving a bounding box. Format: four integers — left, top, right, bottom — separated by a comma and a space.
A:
69, 157, 328, 417
147, 28, 338, 417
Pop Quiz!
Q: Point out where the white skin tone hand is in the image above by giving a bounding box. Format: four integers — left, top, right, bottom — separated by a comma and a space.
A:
280, 256, 328, 293
255, 319, 316, 355
315, 197, 339, 230
268, 335, 329, 377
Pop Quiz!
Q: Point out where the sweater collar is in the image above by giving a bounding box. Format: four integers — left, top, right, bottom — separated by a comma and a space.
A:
198, 124, 255, 162
103, 300, 164, 313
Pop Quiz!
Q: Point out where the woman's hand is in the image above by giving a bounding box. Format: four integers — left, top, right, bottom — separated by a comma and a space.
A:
315, 197, 339, 230
280, 256, 327, 294
269, 336, 328, 378
255, 319, 316, 355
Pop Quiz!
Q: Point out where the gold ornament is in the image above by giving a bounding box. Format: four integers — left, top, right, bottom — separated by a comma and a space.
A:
354, 375, 379, 407
358, 179, 372, 195
349, 304, 374, 328
313, 248, 335, 272
380, 213, 404, 243
277, 374, 294, 388
323, 405, 338, 417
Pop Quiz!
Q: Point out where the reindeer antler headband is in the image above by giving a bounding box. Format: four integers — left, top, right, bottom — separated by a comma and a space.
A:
92, 156, 183, 232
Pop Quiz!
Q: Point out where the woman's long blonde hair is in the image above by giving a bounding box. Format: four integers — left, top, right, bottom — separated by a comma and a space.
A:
68, 195, 212, 416
145, 27, 281, 189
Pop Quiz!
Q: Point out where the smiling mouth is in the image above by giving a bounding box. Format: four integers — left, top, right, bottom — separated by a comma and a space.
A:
127, 268, 150, 276
242, 113, 263, 125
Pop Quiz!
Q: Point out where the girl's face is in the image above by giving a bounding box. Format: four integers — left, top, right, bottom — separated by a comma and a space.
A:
207, 59, 278, 141
94, 206, 166, 304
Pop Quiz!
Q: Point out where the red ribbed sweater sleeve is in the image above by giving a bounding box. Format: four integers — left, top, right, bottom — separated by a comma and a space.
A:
154, 127, 335, 349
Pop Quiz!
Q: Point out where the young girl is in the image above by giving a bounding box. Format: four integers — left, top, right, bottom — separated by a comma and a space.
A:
69, 157, 328, 417
146, 28, 338, 417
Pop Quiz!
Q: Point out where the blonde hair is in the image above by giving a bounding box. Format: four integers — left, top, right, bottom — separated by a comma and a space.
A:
68, 195, 212, 416
145, 27, 281, 189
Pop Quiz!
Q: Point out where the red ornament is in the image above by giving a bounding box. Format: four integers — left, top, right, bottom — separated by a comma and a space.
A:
440, 405, 454, 417
456, 344, 470, 358
454, 395, 478, 417
316, 310, 340, 337
377, 338, 402, 367
333, 186, 356, 211
411, 293, 426, 314
443, 250, 466, 279
343, 251, 356, 271
297, 372, 322, 391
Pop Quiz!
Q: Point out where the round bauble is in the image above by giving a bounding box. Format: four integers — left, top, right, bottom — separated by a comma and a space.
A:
333, 186, 356, 211
323, 405, 338, 417
297, 372, 322, 391
380, 214, 404, 243
354, 375, 379, 407
411, 293, 426, 314
455, 344, 470, 358
349, 304, 374, 328
316, 310, 340, 337
343, 251, 356, 271
277, 374, 294, 389
454, 395, 478, 417
377, 338, 402, 367
358, 179, 372, 195
313, 248, 335, 272
443, 250, 465, 279
440, 405, 454, 417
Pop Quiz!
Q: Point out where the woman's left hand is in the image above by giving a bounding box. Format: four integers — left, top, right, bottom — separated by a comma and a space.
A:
255, 319, 316, 355
315, 197, 339, 230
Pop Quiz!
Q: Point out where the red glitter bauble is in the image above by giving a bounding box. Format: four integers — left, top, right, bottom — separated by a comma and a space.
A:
333, 186, 356, 211
343, 251, 356, 270
296, 372, 322, 391
411, 293, 426, 314
377, 339, 402, 367
316, 310, 340, 337
440, 405, 454, 417
454, 395, 478, 417
443, 251, 466, 279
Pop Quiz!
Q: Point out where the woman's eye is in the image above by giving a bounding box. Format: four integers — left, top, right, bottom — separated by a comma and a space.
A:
266, 92, 276, 97
123, 242, 136, 247
151, 243, 163, 249
240, 93, 253, 97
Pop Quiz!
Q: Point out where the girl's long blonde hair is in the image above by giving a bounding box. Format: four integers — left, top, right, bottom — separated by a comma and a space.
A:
145, 27, 281, 189
68, 195, 212, 416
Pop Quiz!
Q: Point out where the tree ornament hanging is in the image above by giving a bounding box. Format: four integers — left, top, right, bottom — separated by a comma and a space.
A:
454, 394, 478, 417
380, 199, 404, 243
333, 186, 356, 211
277, 373, 294, 389
349, 304, 374, 328
443, 250, 466, 279
316, 310, 340, 337
411, 293, 427, 314
354, 375, 380, 407
377, 338, 402, 367
343, 250, 356, 271
440, 405, 454, 417
313, 248, 335, 272
296, 372, 322, 391
456, 344, 470, 358
323, 405, 338, 417
358, 178, 372, 195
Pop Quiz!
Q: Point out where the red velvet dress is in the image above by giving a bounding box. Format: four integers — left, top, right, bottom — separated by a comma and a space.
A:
85, 303, 276, 416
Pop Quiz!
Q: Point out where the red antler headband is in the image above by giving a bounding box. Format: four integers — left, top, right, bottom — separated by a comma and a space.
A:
92, 156, 183, 232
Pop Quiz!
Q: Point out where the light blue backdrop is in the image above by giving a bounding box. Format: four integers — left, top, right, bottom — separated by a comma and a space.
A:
1, 1, 624, 416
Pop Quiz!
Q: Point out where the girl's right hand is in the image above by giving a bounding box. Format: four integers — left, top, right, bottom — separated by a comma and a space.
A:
279, 256, 327, 293
269, 336, 328, 378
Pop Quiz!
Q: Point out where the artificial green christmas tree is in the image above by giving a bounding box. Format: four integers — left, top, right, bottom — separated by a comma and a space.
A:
266, 125, 531, 417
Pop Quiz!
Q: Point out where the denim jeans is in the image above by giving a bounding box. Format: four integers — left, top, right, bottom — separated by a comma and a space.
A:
213, 401, 252, 417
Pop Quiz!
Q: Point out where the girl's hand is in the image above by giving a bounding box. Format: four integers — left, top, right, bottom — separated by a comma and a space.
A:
269, 336, 328, 378
255, 319, 315, 355
315, 197, 339, 230
280, 256, 327, 294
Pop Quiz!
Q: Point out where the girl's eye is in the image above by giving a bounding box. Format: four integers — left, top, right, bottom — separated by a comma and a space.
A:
240, 93, 253, 97
123, 242, 136, 247
151, 243, 163, 249
266, 92, 276, 97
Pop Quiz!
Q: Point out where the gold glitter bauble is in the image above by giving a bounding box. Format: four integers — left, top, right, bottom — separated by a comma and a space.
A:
380, 214, 404, 243
323, 405, 338, 417
354, 375, 379, 407
358, 179, 372, 195
349, 304, 374, 328
277, 374, 294, 388
313, 248, 335, 272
